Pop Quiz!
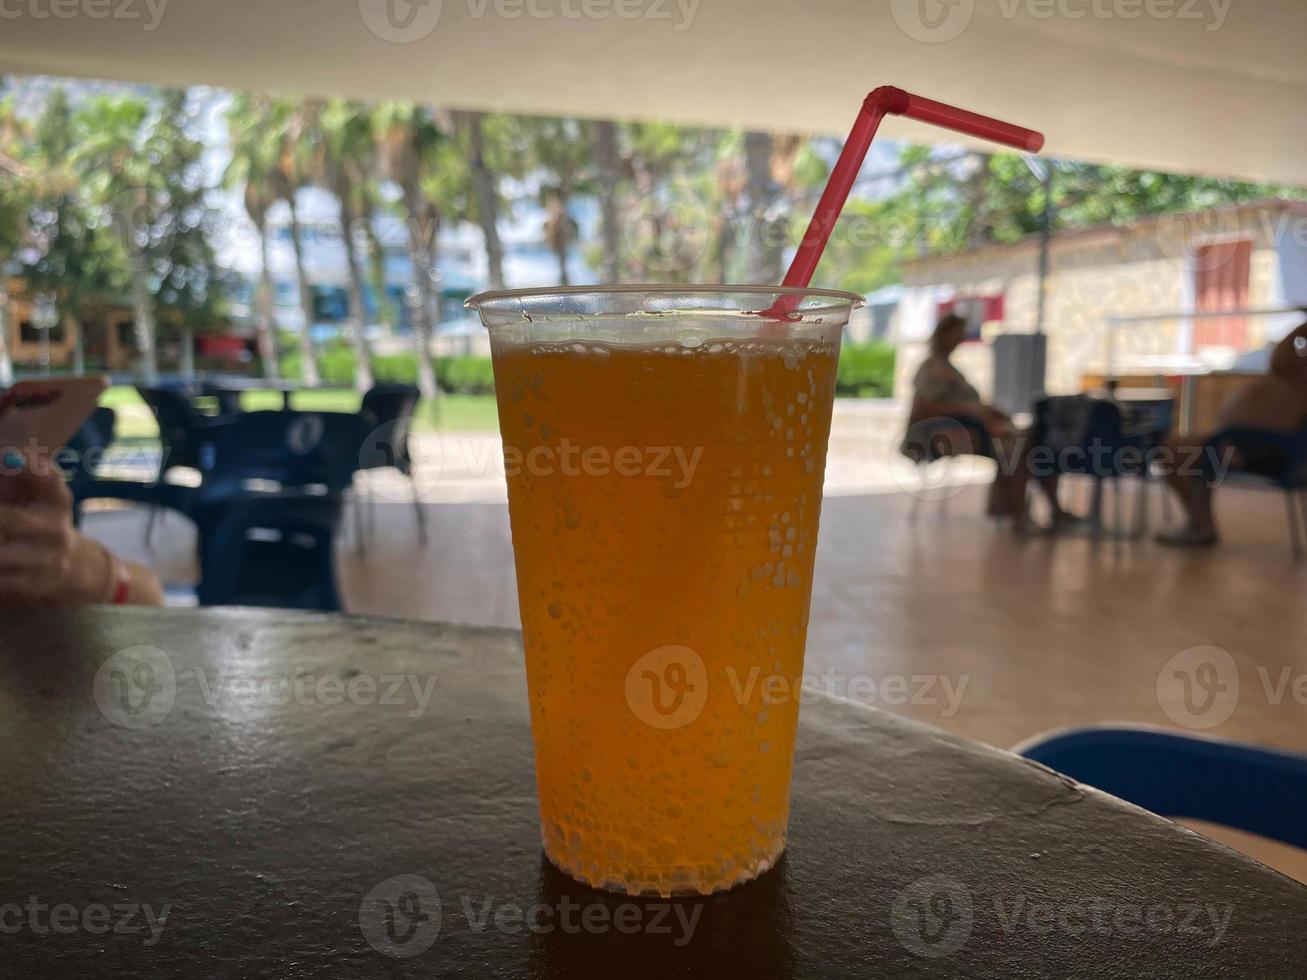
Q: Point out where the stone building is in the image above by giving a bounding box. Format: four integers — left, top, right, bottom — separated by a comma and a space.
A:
892, 200, 1307, 401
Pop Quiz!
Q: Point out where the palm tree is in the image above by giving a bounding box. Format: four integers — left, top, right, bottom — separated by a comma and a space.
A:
266, 97, 322, 387
73, 94, 164, 383
454, 111, 507, 291
524, 118, 589, 286
314, 99, 376, 391
23, 86, 119, 377
374, 101, 442, 398
592, 120, 623, 284
358, 181, 395, 338
224, 92, 283, 381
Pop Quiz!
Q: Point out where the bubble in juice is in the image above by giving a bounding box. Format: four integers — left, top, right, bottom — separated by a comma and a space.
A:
491, 334, 840, 896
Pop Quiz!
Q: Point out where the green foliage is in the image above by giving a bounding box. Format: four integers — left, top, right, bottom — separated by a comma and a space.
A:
836, 342, 896, 398
875, 148, 1307, 255
280, 345, 496, 395
279, 342, 895, 399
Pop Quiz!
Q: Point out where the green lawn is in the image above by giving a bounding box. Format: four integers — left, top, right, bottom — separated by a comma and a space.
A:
101, 386, 500, 442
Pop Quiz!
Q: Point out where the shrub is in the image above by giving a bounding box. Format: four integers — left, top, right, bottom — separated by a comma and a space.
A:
280, 348, 496, 395
836, 342, 896, 398
279, 343, 896, 398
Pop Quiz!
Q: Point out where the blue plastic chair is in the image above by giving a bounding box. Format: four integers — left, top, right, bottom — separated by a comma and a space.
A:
1204, 424, 1307, 558
1017, 726, 1307, 850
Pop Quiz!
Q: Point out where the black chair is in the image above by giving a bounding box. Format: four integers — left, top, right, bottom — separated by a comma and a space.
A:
356, 383, 427, 545
1031, 394, 1168, 537
136, 385, 229, 546
183, 410, 372, 611
65, 406, 117, 527
193, 410, 369, 503
1204, 424, 1307, 558
194, 495, 344, 610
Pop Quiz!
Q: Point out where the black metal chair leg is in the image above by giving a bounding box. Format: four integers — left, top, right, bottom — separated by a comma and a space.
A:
145, 505, 159, 548
1132, 473, 1150, 540
410, 472, 428, 544
353, 490, 367, 558
1286, 490, 1304, 560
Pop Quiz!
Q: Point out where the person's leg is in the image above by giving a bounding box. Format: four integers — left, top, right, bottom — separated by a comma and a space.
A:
1008, 430, 1085, 530
989, 431, 1036, 531
1155, 431, 1218, 546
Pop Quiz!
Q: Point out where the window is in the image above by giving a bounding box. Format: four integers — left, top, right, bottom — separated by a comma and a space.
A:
18, 319, 64, 344
938, 294, 1005, 341
1193, 239, 1252, 351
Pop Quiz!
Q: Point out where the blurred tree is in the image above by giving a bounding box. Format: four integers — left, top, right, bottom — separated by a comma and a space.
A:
150, 89, 224, 379
268, 96, 322, 386
521, 117, 588, 286
224, 91, 284, 381
453, 110, 509, 291
314, 98, 378, 391
73, 89, 222, 382
23, 87, 120, 375
375, 101, 442, 397
591, 120, 623, 284
73, 93, 166, 382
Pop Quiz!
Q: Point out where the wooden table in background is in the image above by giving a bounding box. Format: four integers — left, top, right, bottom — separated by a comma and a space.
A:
1, 608, 1304, 977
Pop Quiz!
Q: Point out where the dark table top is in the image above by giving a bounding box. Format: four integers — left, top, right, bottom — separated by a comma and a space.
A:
2, 608, 1304, 978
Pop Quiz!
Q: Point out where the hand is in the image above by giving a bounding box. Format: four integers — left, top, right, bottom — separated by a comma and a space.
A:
0, 461, 112, 607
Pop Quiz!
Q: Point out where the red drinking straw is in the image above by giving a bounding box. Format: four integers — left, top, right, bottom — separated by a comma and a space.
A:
777, 86, 1044, 306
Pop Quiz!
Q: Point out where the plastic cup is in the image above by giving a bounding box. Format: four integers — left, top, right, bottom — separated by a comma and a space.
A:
466, 285, 863, 896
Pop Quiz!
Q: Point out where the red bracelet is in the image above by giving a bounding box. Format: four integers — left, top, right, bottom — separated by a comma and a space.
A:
108, 554, 132, 605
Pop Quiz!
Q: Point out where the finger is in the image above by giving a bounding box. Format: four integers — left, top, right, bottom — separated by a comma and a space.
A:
0, 573, 56, 602
0, 541, 63, 572
9, 464, 74, 509
0, 503, 67, 544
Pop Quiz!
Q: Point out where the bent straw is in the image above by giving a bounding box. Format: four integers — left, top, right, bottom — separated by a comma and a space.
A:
771, 86, 1044, 315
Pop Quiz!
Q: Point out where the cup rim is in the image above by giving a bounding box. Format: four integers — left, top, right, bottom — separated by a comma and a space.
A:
465, 283, 866, 315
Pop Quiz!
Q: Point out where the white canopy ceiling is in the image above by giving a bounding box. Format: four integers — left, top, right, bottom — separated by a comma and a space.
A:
2, 0, 1305, 183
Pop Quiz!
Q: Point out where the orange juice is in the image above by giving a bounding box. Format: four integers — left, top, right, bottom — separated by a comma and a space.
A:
489, 329, 842, 897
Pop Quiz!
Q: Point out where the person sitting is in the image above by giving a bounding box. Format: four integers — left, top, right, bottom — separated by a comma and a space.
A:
1157, 317, 1307, 548
903, 312, 1080, 532
0, 457, 163, 607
